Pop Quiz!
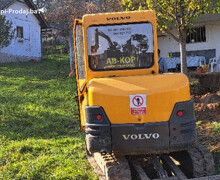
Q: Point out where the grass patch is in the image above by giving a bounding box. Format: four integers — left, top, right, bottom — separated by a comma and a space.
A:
0, 55, 97, 179
212, 122, 220, 135
0, 54, 219, 179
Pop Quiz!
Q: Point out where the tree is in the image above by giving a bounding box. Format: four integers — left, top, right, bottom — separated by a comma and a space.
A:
44, 0, 100, 71
0, 15, 14, 49
44, 0, 121, 71
91, 0, 122, 12
33, 0, 46, 8
121, 0, 218, 75
121, 0, 147, 11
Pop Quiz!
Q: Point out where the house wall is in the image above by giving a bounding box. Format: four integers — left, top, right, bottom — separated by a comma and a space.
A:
158, 20, 220, 63
0, 1, 42, 63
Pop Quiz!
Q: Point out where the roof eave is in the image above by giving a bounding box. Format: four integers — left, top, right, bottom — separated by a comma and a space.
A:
24, 0, 49, 29
0, 0, 16, 10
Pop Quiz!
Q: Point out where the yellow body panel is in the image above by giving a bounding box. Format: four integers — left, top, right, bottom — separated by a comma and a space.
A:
88, 73, 190, 124
73, 10, 191, 129
81, 95, 87, 131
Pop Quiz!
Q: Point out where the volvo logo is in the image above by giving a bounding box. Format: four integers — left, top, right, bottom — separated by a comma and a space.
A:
106, 16, 131, 21
122, 133, 160, 140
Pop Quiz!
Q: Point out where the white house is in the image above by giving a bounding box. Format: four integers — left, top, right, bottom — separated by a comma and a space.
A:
158, 14, 220, 66
0, 0, 48, 63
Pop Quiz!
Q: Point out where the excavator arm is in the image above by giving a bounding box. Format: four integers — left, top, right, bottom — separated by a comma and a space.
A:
91, 28, 115, 53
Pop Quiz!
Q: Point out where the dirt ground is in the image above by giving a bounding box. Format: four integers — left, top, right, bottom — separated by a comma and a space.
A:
193, 92, 220, 151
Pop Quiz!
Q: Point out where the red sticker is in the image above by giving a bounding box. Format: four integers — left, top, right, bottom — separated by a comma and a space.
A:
130, 94, 146, 115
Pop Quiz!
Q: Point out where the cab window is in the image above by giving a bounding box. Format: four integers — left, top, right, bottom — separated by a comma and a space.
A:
87, 23, 154, 71
75, 24, 85, 79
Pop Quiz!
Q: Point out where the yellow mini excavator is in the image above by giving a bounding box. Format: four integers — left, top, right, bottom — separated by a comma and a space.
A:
73, 10, 220, 180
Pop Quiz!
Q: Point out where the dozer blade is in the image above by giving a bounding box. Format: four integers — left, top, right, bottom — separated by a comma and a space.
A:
160, 155, 187, 179
130, 159, 151, 180
129, 154, 220, 180
87, 144, 220, 180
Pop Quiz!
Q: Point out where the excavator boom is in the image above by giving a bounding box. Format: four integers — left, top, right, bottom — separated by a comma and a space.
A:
91, 28, 115, 53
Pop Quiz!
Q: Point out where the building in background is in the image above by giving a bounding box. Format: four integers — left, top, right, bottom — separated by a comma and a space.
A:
0, 0, 48, 63
158, 14, 220, 65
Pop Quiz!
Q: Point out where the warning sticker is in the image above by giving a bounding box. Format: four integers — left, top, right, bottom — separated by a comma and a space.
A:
130, 94, 146, 115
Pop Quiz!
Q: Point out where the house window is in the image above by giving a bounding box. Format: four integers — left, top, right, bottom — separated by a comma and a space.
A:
186, 26, 206, 43
17, 26, 23, 38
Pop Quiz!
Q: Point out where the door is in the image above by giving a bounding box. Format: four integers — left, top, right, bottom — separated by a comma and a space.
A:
73, 20, 86, 130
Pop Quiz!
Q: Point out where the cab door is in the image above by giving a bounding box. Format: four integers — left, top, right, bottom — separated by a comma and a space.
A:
73, 20, 87, 130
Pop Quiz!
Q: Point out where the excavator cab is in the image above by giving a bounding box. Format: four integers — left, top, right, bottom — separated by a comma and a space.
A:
73, 11, 217, 179
74, 10, 195, 154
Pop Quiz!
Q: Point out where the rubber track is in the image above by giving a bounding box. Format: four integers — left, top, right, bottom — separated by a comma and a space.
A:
87, 144, 216, 179
195, 144, 215, 176
187, 144, 215, 178
93, 153, 131, 180
87, 153, 106, 180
